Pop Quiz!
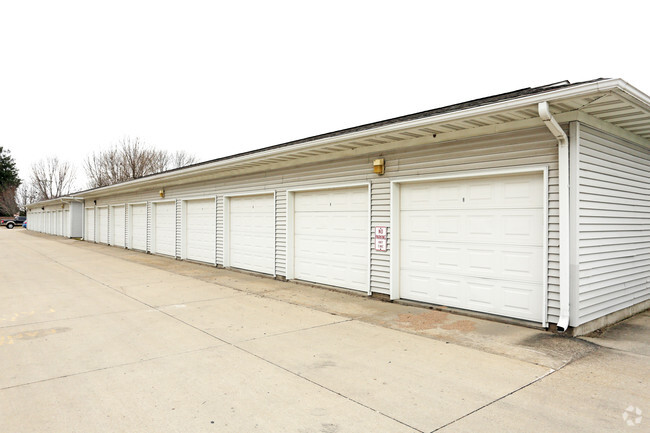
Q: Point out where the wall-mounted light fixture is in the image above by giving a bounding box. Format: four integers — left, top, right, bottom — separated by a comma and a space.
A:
373, 158, 385, 175
61, 204, 65, 209
159, 188, 165, 198
93, 200, 97, 205
41, 207, 45, 210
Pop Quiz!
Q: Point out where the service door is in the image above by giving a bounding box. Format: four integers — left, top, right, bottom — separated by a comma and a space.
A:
399, 172, 544, 322
293, 186, 369, 291
152, 201, 176, 256
111, 205, 125, 247
184, 198, 216, 264
228, 194, 274, 274
97, 207, 109, 244
85, 208, 95, 241
129, 204, 147, 251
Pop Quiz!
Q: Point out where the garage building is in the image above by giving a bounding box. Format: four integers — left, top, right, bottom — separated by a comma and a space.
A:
27, 78, 650, 336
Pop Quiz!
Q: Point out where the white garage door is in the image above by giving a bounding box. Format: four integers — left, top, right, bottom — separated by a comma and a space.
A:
111, 205, 125, 247
185, 198, 216, 264
294, 186, 368, 291
229, 194, 274, 274
63, 210, 69, 238
399, 172, 544, 322
49, 212, 56, 234
129, 204, 147, 251
55, 212, 59, 235
152, 201, 176, 256
97, 207, 109, 244
85, 208, 95, 241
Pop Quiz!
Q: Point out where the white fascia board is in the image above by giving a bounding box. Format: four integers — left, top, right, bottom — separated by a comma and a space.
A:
27, 196, 85, 209
74, 79, 644, 197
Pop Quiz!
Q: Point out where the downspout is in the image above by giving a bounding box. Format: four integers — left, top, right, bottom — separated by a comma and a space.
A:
538, 102, 570, 332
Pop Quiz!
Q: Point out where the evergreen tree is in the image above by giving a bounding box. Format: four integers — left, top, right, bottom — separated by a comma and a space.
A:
0, 147, 21, 215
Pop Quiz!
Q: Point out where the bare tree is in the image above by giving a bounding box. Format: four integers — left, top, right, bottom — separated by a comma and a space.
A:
31, 157, 77, 200
16, 183, 39, 211
84, 137, 197, 188
169, 150, 197, 169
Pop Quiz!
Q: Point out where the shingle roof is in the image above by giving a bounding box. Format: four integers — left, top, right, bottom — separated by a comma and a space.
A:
67, 78, 609, 196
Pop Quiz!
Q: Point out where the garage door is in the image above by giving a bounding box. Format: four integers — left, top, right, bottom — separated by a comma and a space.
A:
294, 186, 368, 291
399, 172, 544, 322
129, 204, 147, 251
85, 208, 95, 241
229, 194, 274, 274
56, 210, 62, 236
63, 210, 69, 237
185, 198, 216, 264
111, 205, 125, 247
97, 207, 108, 244
152, 201, 176, 256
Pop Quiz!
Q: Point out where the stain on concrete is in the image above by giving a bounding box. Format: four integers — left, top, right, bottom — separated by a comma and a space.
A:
395, 311, 450, 330
518, 332, 597, 361
0, 327, 70, 346
312, 360, 337, 369
441, 320, 476, 332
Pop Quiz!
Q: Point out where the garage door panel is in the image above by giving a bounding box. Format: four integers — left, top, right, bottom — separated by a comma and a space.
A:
295, 236, 367, 264
402, 210, 542, 244
295, 258, 368, 291
295, 188, 367, 212
401, 176, 542, 211
130, 204, 147, 251
400, 173, 543, 322
402, 240, 542, 282
229, 195, 274, 274
295, 213, 366, 238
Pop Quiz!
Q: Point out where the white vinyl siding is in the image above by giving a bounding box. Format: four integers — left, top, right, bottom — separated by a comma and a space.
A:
129, 204, 147, 251
152, 201, 176, 257
576, 125, 650, 325
293, 186, 369, 291
228, 194, 275, 274
183, 198, 216, 264
110, 205, 126, 247
399, 173, 544, 322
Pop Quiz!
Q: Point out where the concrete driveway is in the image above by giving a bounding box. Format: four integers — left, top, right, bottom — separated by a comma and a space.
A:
1, 229, 648, 432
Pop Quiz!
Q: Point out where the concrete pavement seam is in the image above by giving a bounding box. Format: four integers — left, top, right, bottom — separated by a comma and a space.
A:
0, 345, 222, 391
0, 308, 151, 330
428, 368, 558, 432
234, 318, 354, 343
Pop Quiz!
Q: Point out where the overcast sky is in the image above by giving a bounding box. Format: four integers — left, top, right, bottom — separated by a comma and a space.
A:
1, 0, 649, 190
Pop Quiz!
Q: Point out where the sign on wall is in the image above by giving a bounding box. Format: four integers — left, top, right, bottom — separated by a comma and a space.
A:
374, 226, 387, 251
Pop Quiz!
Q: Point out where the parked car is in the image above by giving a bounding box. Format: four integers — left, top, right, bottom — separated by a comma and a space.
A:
1, 216, 27, 229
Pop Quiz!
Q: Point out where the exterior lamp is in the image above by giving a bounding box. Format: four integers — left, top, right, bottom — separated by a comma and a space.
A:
159, 189, 165, 198
373, 158, 385, 175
